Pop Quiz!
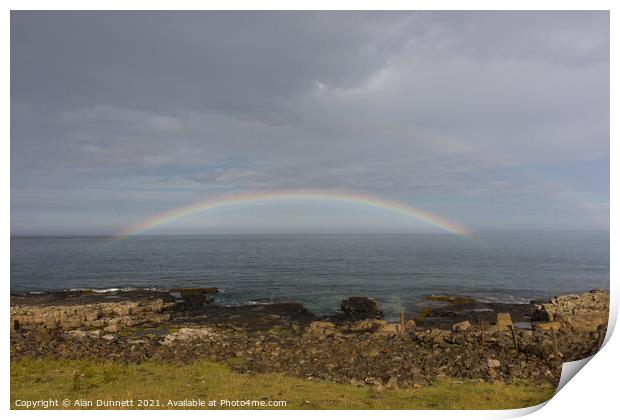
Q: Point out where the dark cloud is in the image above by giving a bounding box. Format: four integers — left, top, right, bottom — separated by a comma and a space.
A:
11, 12, 402, 118
11, 11, 609, 235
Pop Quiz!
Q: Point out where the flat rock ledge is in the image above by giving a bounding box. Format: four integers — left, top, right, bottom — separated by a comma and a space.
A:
10, 289, 609, 390
532, 289, 609, 332
11, 300, 172, 332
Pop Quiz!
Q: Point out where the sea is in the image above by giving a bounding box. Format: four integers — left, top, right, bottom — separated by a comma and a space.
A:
10, 231, 609, 320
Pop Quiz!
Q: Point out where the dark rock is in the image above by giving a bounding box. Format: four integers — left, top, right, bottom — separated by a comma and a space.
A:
171, 288, 218, 308
340, 297, 383, 320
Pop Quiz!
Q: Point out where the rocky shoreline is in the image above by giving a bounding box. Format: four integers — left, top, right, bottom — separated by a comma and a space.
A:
10, 288, 609, 390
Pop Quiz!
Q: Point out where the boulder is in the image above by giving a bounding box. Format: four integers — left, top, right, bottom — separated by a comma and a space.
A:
484, 325, 504, 334
340, 297, 383, 320
432, 334, 449, 348
487, 359, 501, 369
404, 319, 417, 332
65, 330, 93, 339
567, 314, 608, 332
385, 376, 399, 389
410, 374, 430, 387
86, 319, 105, 328
376, 323, 399, 336
349, 319, 386, 333
103, 323, 120, 333
452, 320, 471, 332
162, 327, 219, 345
532, 321, 561, 331
349, 379, 365, 387
305, 321, 337, 338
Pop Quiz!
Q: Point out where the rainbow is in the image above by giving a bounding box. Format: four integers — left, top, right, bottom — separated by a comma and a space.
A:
112, 189, 472, 239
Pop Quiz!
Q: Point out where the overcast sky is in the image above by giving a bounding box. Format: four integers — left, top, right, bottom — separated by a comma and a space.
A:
11, 11, 609, 235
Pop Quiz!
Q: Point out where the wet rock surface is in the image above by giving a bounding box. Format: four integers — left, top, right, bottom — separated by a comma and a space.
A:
414, 299, 535, 329
336, 297, 384, 320
10, 289, 178, 306
10, 289, 609, 389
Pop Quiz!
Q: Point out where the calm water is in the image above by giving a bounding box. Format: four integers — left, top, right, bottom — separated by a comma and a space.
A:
10, 232, 609, 320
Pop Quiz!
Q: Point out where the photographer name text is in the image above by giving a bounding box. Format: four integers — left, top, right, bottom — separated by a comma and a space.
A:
14, 398, 287, 409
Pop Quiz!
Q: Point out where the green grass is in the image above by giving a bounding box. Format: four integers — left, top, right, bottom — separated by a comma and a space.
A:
11, 358, 554, 410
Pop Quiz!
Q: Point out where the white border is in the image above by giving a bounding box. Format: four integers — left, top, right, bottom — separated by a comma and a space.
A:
3, 2, 616, 420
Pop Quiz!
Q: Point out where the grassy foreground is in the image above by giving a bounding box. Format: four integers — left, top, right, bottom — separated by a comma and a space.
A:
11, 358, 555, 410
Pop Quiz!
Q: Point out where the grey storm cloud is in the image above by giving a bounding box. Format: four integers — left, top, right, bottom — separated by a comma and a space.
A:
11, 11, 609, 235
